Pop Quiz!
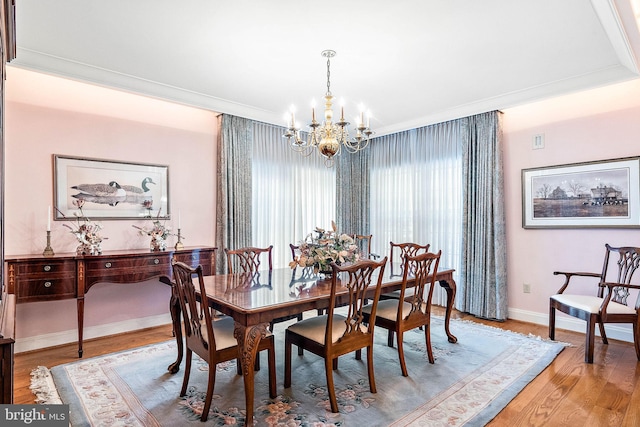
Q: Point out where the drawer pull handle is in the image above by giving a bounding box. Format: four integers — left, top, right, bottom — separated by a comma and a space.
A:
44, 265, 52, 272
154, 259, 160, 265
44, 281, 52, 288
105, 262, 112, 268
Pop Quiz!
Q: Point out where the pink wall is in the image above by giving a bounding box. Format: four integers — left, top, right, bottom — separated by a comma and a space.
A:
503, 78, 640, 334
5, 65, 640, 350
4, 68, 218, 350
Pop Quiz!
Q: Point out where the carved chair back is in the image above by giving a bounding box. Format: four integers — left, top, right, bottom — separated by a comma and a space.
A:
325, 257, 388, 353
599, 244, 640, 308
289, 243, 300, 261
225, 245, 273, 274
171, 261, 214, 357
389, 242, 430, 276
399, 250, 442, 322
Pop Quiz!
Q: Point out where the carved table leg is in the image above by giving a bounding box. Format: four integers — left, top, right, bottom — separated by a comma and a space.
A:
438, 275, 458, 343
167, 285, 183, 374
234, 321, 269, 426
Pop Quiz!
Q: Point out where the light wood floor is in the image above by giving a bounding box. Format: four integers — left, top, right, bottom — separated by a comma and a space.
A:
13, 308, 640, 426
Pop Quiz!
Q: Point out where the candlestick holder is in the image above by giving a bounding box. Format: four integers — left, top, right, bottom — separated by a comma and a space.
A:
43, 230, 55, 257
174, 228, 184, 250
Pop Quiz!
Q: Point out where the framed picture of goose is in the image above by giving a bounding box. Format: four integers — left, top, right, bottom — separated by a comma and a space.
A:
54, 155, 169, 220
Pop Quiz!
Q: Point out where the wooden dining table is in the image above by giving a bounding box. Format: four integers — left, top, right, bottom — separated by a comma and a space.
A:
165, 263, 458, 425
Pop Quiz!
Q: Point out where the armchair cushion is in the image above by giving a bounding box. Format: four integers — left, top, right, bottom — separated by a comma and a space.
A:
551, 294, 636, 315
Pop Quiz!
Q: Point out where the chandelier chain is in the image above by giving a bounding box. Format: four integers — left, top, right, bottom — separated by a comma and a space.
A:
326, 55, 331, 96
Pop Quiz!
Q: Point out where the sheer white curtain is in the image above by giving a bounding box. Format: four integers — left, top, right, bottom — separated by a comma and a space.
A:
252, 122, 336, 268
369, 121, 464, 306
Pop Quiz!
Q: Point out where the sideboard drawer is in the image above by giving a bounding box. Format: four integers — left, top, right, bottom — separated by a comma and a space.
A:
16, 277, 76, 302
6, 259, 77, 302
83, 253, 172, 286
13, 259, 75, 276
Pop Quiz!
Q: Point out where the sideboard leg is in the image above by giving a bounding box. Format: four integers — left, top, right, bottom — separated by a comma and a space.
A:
77, 296, 84, 358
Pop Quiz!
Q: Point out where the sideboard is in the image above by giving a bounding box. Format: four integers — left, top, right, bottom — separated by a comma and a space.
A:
5, 246, 217, 357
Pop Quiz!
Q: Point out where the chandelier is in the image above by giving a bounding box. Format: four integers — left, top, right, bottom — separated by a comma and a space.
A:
283, 50, 374, 167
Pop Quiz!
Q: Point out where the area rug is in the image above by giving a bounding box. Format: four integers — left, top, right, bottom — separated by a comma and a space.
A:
30, 317, 566, 426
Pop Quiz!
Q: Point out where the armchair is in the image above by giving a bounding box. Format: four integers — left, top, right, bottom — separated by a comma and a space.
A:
549, 244, 640, 363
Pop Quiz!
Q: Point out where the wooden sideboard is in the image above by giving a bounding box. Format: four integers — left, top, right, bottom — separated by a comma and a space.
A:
0, 290, 15, 404
5, 246, 217, 357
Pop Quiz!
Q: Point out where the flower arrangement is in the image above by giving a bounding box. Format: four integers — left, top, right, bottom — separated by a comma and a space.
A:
289, 221, 360, 274
132, 209, 174, 251
59, 200, 106, 255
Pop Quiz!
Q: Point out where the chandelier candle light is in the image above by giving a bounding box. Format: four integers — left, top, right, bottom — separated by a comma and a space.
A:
284, 50, 374, 167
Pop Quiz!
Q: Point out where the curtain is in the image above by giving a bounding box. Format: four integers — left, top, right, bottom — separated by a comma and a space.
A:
215, 114, 253, 274
252, 121, 336, 268
336, 149, 370, 239
459, 111, 507, 320
369, 121, 463, 306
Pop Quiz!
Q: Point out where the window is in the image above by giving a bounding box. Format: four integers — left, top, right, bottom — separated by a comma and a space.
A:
252, 122, 336, 268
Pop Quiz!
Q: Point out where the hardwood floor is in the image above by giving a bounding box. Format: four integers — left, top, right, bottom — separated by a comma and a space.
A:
13, 308, 640, 426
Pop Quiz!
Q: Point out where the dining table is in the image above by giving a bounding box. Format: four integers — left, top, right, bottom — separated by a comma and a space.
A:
165, 263, 458, 425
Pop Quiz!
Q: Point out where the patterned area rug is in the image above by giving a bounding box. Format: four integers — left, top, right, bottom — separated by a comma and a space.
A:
30, 317, 566, 426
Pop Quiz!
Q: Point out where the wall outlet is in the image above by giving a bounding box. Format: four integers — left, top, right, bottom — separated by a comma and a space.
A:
523, 283, 531, 293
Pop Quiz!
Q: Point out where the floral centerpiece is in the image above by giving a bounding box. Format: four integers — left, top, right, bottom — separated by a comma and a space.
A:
59, 200, 106, 255
289, 221, 360, 275
132, 209, 174, 251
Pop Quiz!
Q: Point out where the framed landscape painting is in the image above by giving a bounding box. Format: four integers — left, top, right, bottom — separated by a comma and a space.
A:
54, 155, 170, 220
522, 156, 640, 229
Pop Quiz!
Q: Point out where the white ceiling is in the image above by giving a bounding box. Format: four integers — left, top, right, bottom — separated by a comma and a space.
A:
10, 0, 640, 136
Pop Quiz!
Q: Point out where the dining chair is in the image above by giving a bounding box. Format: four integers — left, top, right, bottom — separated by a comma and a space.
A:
284, 257, 388, 413
380, 242, 432, 346
224, 245, 273, 274
226, 245, 303, 330
363, 250, 441, 376
382, 242, 431, 299
171, 260, 277, 421
291, 242, 326, 319
289, 243, 300, 261
549, 244, 640, 363
354, 234, 380, 260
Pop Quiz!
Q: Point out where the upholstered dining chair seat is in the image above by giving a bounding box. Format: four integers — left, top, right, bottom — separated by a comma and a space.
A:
285, 314, 348, 345
206, 316, 274, 350
363, 299, 413, 321
550, 294, 636, 315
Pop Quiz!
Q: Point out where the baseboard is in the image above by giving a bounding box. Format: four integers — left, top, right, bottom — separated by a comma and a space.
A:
507, 307, 634, 343
15, 307, 634, 353
14, 313, 173, 354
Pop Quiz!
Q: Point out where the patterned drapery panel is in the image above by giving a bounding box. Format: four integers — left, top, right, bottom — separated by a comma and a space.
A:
215, 114, 253, 274
459, 111, 508, 320
336, 149, 370, 239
